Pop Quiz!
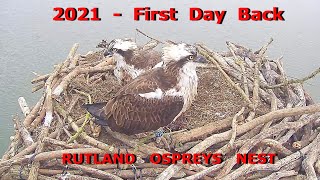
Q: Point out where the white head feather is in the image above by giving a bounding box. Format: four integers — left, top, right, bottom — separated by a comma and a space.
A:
162, 43, 195, 63
109, 38, 138, 51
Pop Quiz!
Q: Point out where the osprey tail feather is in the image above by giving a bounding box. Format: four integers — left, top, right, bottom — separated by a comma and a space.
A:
82, 102, 109, 126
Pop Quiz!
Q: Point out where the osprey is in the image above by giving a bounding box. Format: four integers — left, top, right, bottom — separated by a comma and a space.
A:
84, 42, 207, 135
104, 38, 163, 84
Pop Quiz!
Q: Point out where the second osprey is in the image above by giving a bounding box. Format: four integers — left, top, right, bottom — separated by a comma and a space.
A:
104, 38, 163, 84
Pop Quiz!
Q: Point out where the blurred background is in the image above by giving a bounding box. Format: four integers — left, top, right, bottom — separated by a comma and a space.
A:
0, 0, 319, 155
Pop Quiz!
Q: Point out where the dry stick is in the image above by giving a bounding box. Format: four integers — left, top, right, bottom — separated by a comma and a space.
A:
315, 159, 320, 174
178, 162, 225, 180
69, 54, 80, 69
32, 82, 45, 93
274, 89, 308, 148
12, 130, 59, 159
215, 140, 246, 155
215, 111, 256, 155
18, 97, 30, 116
172, 117, 232, 144
0, 148, 104, 168
255, 38, 274, 55
259, 170, 298, 180
292, 128, 319, 150
267, 57, 300, 140
263, 67, 320, 89
1, 98, 34, 161
67, 90, 92, 143
263, 94, 277, 131
57, 174, 100, 180
135, 28, 164, 44
30, 106, 46, 129
87, 163, 168, 170
1, 131, 20, 161
259, 139, 292, 156
0, 130, 61, 175
67, 95, 80, 113
256, 95, 278, 154
229, 107, 245, 147
0, 148, 105, 169
207, 44, 276, 107
104, 126, 207, 176
302, 139, 320, 180
8, 165, 56, 180
106, 168, 186, 179
175, 141, 201, 152
226, 42, 249, 96
273, 57, 289, 93
31, 74, 50, 84
220, 114, 319, 180
43, 137, 89, 149
262, 57, 281, 85
62, 43, 79, 69
196, 44, 254, 109
293, 84, 307, 107
54, 111, 78, 143
24, 95, 44, 126
219, 113, 313, 178
28, 63, 63, 180
104, 127, 168, 156
55, 103, 117, 154
0, 166, 11, 177
238, 124, 263, 141
13, 117, 34, 146
53, 59, 114, 96
15, 97, 34, 148
227, 42, 285, 108
26, 44, 77, 179
273, 104, 295, 145
32, 71, 42, 77
224, 57, 242, 73
252, 56, 263, 109
305, 89, 315, 105
67, 164, 123, 180
155, 104, 320, 180
252, 38, 272, 109
225, 133, 320, 180
238, 60, 250, 96
37, 169, 82, 176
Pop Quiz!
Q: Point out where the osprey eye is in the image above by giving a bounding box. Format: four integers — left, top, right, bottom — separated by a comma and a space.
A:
188, 55, 194, 60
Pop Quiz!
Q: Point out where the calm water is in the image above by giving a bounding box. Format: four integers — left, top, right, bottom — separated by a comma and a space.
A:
0, 0, 319, 156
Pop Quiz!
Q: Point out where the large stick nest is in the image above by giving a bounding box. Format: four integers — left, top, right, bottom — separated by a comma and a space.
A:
1, 37, 320, 180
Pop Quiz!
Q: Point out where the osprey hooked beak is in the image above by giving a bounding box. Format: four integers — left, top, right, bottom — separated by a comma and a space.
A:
194, 55, 207, 64
103, 49, 113, 58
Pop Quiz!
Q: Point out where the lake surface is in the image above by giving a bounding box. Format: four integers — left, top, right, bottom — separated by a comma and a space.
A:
0, 0, 319, 156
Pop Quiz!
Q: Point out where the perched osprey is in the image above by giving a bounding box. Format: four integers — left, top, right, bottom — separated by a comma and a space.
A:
84, 43, 207, 135
104, 38, 163, 84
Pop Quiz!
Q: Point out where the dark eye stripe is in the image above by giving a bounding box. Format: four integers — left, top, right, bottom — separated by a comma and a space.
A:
107, 40, 116, 51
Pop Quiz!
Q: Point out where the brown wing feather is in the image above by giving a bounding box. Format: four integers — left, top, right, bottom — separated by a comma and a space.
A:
129, 50, 162, 69
117, 68, 178, 96
89, 67, 181, 135
103, 68, 181, 134
105, 94, 183, 135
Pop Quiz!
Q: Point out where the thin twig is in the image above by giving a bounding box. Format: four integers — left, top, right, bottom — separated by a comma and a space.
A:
135, 28, 164, 44
263, 67, 320, 89
229, 107, 245, 147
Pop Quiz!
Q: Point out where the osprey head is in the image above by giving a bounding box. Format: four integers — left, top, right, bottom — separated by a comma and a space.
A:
104, 38, 138, 58
162, 42, 207, 65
